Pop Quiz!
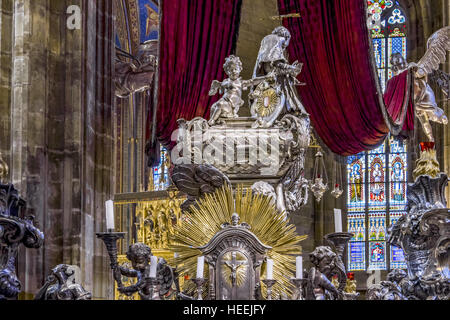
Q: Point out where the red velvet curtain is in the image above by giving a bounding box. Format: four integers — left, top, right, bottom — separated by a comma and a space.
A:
278, 0, 412, 156
150, 0, 242, 154
384, 69, 415, 133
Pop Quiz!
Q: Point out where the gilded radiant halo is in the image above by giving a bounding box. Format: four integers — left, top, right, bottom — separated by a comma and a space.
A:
255, 88, 280, 117
168, 186, 307, 299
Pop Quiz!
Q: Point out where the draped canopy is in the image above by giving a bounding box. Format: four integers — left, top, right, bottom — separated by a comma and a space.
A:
148, 0, 242, 157
278, 0, 414, 156
148, 0, 414, 163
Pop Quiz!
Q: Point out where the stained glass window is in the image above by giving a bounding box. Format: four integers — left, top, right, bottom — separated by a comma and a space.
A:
151, 145, 170, 191
345, 0, 409, 272
347, 137, 408, 271
367, 0, 407, 91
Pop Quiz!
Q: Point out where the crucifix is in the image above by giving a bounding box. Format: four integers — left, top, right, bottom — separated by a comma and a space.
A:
223, 251, 248, 299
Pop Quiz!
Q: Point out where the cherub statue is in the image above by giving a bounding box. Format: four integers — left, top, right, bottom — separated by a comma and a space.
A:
116, 243, 174, 300
208, 55, 273, 126
34, 264, 92, 300
304, 246, 346, 300
390, 26, 450, 142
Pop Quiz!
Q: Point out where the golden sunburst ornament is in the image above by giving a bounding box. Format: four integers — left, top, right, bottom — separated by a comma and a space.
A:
255, 88, 279, 117
168, 186, 307, 299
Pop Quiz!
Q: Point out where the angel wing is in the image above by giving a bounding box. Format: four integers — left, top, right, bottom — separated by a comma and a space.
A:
171, 164, 230, 212
209, 80, 221, 96
429, 69, 450, 98
416, 26, 450, 78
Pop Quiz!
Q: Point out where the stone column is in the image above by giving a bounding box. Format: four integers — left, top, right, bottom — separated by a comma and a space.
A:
81, 0, 115, 299
0, 0, 13, 174
8, 0, 114, 299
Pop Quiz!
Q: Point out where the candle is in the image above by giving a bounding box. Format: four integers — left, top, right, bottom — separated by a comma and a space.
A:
296, 256, 303, 279
150, 256, 158, 278
174, 252, 179, 258
334, 208, 342, 233
196, 256, 205, 279
105, 200, 115, 231
266, 259, 273, 279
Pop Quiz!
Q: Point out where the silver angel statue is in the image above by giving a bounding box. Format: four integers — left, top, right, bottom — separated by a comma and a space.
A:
250, 26, 308, 128
115, 40, 157, 98
208, 55, 272, 126
391, 26, 450, 142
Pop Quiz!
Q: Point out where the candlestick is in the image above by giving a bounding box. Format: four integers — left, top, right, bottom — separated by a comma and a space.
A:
196, 256, 205, 279
148, 277, 161, 300
262, 279, 277, 300
105, 200, 115, 231
192, 278, 206, 300
266, 259, 273, 280
334, 208, 342, 233
96, 232, 126, 287
324, 232, 353, 272
150, 256, 158, 278
290, 278, 307, 300
296, 256, 303, 279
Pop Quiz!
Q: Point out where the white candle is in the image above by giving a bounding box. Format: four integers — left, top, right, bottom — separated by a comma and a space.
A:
266, 259, 273, 279
334, 208, 342, 233
174, 252, 179, 258
105, 200, 115, 230
196, 256, 205, 279
150, 256, 158, 278
296, 256, 303, 279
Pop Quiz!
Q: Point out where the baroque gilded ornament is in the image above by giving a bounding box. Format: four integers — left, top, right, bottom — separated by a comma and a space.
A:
168, 186, 307, 300
173, 27, 313, 214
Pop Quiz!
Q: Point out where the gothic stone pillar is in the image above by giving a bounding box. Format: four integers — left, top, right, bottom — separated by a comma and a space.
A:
9, 0, 114, 299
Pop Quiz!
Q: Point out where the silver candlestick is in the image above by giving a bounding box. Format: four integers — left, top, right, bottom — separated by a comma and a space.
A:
96, 231, 126, 287
147, 277, 162, 300
192, 278, 206, 300
290, 278, 307, 300
324, 232, 353, 270
262, 279, 277, 300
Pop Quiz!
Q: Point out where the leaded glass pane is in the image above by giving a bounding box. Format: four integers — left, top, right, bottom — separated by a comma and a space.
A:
373, 38, 386, 68
389, 211, 407, 269
153, 146, 170, 191
349, 242, 366, 271
348, 212, 366, 271
347, 154, 366, 212
389, 156, 407, 210
368, 153, 386, 211
369, 241, 387, 270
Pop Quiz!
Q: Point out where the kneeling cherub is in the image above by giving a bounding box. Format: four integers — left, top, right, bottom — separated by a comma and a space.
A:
208, 55, 272, 126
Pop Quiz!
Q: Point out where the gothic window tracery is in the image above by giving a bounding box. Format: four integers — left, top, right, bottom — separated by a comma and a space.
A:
347, 137, 408, 271
368, 0, 408, 91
